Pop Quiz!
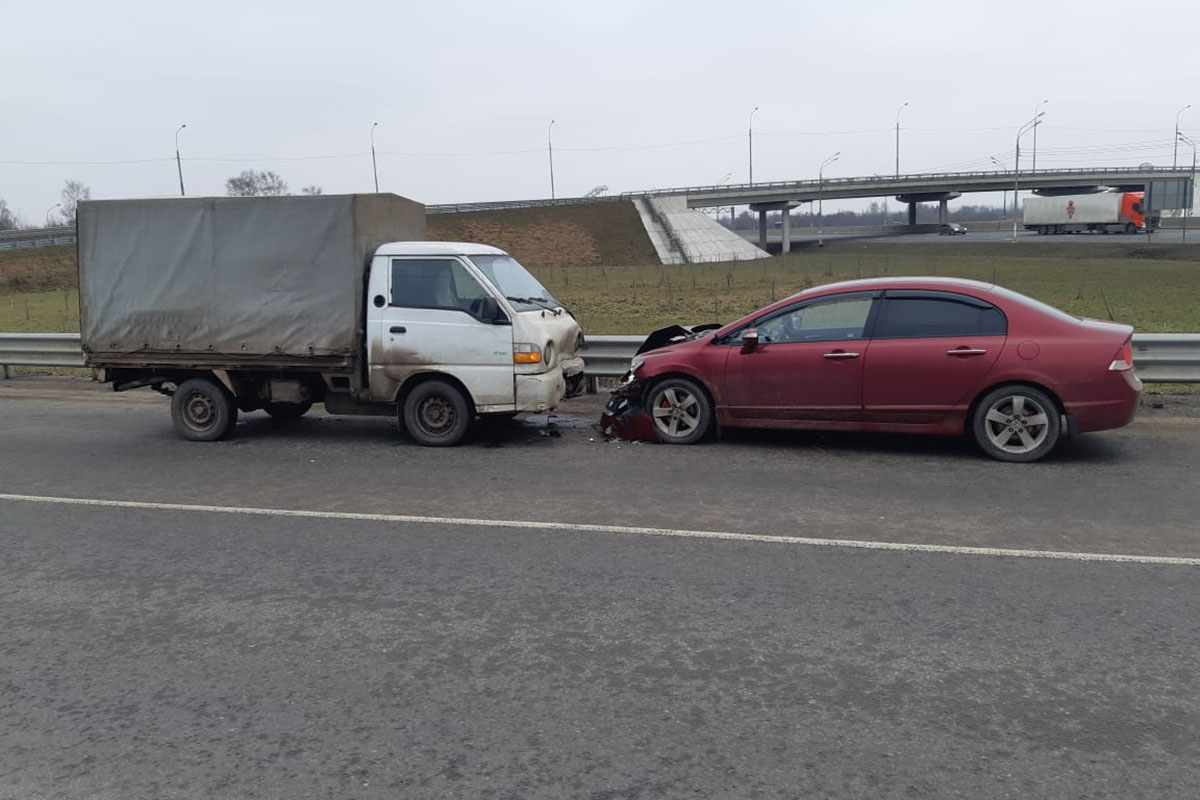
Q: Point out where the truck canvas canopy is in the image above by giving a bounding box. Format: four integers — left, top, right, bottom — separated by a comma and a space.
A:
78, 194, 425, 365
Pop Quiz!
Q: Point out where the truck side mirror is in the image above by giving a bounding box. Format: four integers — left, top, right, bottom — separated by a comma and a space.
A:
741, 328, 759, 350
480, 296, 507, 325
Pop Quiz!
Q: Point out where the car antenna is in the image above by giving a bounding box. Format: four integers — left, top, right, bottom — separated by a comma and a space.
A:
1099, 289, 1115, 321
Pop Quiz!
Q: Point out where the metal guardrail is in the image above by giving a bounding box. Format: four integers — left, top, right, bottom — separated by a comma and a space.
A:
0, 226, 77, 251
1131, 334, 1200, 383
2, 332, 1198, 383
0, 333, 86, 377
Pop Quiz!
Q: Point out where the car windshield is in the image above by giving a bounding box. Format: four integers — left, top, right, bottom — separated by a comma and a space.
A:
468, 255, 560, 312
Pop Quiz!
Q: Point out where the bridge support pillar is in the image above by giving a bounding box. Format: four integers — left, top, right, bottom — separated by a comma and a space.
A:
757, 210, 767, 250
938, 198, 949, 224
780, 210, 791, 254
907, 203, 917, 226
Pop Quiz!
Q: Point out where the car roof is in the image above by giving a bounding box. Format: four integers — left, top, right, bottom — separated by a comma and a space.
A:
375, 241, 509, 257
782, 276, 994, 302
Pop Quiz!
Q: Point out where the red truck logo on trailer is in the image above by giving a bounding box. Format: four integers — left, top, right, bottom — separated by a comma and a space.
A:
1066, 200, 1075, 219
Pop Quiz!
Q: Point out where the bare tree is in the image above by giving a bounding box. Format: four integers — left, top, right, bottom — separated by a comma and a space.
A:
60, 179, 92, 226
300, 185, 323, 195
225, 170, 289, 197
0, 198, 22, 231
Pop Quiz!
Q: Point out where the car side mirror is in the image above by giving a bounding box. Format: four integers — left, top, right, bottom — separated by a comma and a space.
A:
741, 328, 759, 350
480, 295, 507, 325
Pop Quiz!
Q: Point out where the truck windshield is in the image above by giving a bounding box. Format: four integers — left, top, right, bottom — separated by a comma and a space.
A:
468, 255, 561, 313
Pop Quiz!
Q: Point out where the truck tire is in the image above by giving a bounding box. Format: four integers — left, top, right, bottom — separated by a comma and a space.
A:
264, 401, 313, 420
402, 379, 471, 447
171, 378, 238, 441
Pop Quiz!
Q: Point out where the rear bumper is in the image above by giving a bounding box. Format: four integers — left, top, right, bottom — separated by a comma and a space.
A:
1066, 370, 1142, 433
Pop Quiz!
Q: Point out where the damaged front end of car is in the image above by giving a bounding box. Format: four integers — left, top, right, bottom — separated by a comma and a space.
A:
600, 323, 721, 442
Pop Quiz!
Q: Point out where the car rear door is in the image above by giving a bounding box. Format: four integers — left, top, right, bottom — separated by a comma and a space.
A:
718, 292, 879, 422
861, 290, 1006, 424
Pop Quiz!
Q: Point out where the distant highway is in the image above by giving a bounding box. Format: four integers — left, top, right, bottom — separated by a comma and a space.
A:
742, 226, 1200, 247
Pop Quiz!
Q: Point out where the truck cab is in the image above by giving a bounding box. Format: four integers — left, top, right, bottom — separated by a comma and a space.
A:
363, 242, 584, 440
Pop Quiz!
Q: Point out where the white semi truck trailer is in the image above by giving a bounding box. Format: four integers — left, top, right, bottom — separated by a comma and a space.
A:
1022, 192, 1155, 234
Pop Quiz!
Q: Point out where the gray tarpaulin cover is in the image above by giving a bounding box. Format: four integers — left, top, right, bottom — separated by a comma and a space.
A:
78, 194, 425, 362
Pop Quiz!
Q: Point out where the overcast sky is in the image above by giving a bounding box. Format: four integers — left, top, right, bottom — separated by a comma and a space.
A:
4, 0, 1198, 223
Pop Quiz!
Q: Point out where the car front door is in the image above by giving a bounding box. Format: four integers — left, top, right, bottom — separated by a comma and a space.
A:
862, 291, 1006, 424
373, 257, 515, 407
718, 293, 878, 423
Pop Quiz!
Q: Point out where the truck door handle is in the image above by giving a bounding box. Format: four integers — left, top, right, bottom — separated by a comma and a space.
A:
389, 326, 407, 334
947, 348, 987, 356
822, 351, 860, 359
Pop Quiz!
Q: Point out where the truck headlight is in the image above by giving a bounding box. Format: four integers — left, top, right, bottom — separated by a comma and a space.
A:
543, 342, 557, 367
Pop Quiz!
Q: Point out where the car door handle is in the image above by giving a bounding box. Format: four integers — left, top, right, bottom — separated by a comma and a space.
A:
947, 348, 987, 356
822, 351, 860, 359
389, 326, 407, 334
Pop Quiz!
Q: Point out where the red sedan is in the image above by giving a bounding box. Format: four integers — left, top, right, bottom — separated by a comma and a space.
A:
602, 278, 1141, 462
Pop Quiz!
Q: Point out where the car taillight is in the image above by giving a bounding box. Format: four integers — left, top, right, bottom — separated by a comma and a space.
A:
1108, 339, 1134, 372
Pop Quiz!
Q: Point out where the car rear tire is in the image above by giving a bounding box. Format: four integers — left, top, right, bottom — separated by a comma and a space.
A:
264, 401, 313, 420
646, 377, 712, 445
170, 378, 238, 442
402, 379, 471, 447
971, 385, 1061, 463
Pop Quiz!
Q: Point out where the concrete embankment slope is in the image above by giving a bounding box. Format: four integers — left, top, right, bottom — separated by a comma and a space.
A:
427, 200, 658, 268
634, 196, 768, 264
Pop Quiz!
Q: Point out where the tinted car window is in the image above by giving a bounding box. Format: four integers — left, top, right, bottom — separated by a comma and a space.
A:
757, 297, 873, 343
875, 297, 1006, 338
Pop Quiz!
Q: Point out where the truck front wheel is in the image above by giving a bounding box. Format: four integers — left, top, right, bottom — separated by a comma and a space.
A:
402, 379, 471, 447
171, 378, 238, 441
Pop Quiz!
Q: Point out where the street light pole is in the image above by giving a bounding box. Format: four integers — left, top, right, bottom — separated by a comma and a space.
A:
1178, 132, 1197, 244
45, 203, 61, 227
370, 122, 379, 192
990, 156, 1008, 219
1014, 111, 1044, 219
175, 124, 187, 197
817, 151, 840, 247
1175, 105, 1191, 169
895, 101, 908, 178
1032, 100, 1048, 172
748, 107, 759, 185
548, 120, 556, 199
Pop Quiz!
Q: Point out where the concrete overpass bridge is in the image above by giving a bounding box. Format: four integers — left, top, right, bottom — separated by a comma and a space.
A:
638, 166, 1193, 252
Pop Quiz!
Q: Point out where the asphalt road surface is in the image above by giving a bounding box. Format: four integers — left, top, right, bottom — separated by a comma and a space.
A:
2, 379, 1198, 799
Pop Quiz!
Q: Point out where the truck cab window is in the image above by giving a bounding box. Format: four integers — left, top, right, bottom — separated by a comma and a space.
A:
391, 258, 488, 315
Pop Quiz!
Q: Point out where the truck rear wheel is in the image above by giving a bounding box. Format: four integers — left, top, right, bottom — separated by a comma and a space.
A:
402, 379, 471, 447
264, 401, 313, 420
171, 378, 238, 441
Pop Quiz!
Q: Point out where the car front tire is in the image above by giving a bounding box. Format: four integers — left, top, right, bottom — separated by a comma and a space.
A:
645, 377, 712, 445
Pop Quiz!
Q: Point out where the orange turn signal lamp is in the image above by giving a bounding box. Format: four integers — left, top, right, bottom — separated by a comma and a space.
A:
513, 343, 542, 364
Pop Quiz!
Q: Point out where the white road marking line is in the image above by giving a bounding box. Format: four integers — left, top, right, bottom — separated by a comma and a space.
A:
0, 492, 1197, 567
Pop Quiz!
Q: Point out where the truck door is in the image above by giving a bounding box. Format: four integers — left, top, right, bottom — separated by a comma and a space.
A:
372, 257, 515, 408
